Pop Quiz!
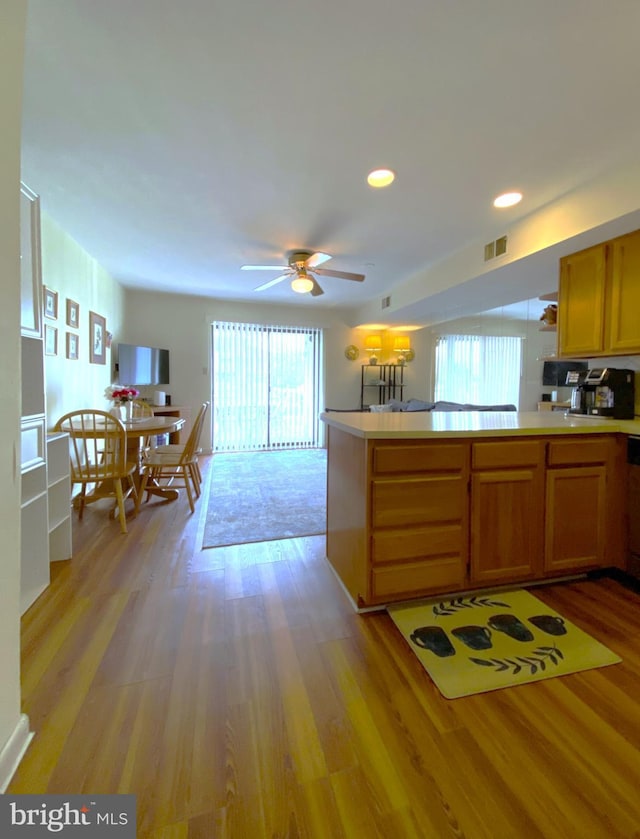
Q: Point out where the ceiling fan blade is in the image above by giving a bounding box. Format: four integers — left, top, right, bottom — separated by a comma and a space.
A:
310, 279, 324, 296
305, 252, 332, 269
314, 267, 365, 282
254, 273, 290, 291
241, 264, 289, 271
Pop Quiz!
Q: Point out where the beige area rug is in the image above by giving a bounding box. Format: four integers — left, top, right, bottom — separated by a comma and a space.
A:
388, 588, 621, 699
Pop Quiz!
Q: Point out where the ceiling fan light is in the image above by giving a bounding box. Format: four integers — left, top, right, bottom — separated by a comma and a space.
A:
367, 168, 395, 188
291, 274, 314, 294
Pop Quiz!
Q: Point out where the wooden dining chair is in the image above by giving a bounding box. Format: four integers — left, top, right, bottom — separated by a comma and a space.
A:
130, 399, 153, 419
129, 398, 155, 455
54, 409, 139, 534
136, 402, 209, 513
151, 401, 209, 494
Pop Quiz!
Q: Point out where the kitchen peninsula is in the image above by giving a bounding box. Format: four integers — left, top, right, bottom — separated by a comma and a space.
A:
321, 410, 634, 610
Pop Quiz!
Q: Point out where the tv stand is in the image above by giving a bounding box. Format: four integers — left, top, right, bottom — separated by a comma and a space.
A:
151, 405, 191, 443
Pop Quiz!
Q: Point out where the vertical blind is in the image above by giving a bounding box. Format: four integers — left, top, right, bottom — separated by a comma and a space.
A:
434, 334, 522, 407
212, 321, 323, 452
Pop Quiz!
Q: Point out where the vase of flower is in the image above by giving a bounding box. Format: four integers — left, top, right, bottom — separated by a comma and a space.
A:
105, 385, 139, 422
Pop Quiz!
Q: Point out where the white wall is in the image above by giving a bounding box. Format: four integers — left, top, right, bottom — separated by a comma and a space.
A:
122, 291, 431, 447
41, 213, 125, 425
0, 0, 27, 789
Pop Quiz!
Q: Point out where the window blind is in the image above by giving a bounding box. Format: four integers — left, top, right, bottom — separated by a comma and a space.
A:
434, 334, 522, 407
212, 321, 323, 452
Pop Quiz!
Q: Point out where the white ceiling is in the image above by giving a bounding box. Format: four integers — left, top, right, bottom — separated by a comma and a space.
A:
20, 0, 640, 320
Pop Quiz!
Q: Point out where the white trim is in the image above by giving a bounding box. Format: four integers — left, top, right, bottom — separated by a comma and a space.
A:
0, 715, 33, 793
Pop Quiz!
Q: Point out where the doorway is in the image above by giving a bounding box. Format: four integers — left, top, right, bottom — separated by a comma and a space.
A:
211, 321, 323, 452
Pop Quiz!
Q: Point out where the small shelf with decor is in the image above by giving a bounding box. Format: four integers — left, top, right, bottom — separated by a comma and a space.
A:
360, 364, 405, 410
539, 292, 558, 332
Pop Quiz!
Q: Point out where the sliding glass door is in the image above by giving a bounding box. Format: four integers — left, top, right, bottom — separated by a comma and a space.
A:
211, 321, 323, 452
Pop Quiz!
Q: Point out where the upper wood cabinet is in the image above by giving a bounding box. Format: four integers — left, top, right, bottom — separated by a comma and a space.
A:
558, 229, 640, 358
608, 230, 640, 353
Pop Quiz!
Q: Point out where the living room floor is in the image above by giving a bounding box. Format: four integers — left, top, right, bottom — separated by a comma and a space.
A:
9, 455, 640, 838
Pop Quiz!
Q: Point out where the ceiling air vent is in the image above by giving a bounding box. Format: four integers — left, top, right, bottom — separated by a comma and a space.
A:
484, 235, 508, 261
381, 295, 391, 309
495, 235, 508, 256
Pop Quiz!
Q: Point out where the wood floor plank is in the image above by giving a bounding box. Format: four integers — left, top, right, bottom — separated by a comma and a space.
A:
9, 454, 640, 838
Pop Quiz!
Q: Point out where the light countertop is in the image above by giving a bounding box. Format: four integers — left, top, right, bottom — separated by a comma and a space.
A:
320, 410, 640, 439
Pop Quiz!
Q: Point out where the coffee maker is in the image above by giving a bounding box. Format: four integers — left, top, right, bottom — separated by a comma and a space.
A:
568, 367, 635, 419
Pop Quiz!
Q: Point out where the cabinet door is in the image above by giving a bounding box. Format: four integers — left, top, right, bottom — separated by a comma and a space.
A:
558, 243, 607, 357
544, 466, 606, 573
608, 229, 640, 354
470, 469, 543, 585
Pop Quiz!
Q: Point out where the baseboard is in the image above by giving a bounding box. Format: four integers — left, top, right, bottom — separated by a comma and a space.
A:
0, 714, 33, 793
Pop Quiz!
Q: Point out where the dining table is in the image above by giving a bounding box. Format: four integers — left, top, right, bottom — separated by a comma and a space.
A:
123, 414, 186, 501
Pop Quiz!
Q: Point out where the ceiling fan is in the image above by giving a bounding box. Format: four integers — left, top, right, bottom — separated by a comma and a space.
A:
241, 250, 365, 296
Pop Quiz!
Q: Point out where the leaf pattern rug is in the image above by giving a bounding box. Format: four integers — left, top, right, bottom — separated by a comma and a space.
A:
388, 588, 621, 699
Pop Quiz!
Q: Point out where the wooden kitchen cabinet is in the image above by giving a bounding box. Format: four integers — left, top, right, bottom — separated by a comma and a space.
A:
558, 243, 607, 357
544, 436, 623, 573
325, 423, 626, 610
545, 466, 606, 573
470, 440, 545, 585
558, 229, 640, 358
369, 441, 469, 603
608, 229, 640, 353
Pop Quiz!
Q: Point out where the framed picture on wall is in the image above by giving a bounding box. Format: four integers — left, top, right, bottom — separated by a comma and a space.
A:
66, 298, 79, 328
66, 331, 79, 360
20, 184, 42, 339
44, 287, 58, 320
89, 311, 107, 364
44, 324, 58, 356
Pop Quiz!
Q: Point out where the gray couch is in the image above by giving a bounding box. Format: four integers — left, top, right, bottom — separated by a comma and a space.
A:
387, 399, 517, 412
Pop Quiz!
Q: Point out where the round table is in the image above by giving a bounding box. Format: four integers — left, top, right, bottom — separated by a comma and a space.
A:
124, 415, 186, 501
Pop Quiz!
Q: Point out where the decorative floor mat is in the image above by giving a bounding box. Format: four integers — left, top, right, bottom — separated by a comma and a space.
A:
388, 588, 621, 699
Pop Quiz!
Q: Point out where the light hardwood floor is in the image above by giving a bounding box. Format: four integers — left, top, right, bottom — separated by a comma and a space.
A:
9, 455, 640, 838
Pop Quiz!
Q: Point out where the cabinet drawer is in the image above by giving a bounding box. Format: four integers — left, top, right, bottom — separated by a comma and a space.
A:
371, 556, 466, 600
371, 475, 466, 528
372, 524, 463, 564
472, 440, 542, 469
547, 438, 610, 466
372, 443, 467, 474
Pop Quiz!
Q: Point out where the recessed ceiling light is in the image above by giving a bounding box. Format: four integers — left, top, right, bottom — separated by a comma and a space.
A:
367, 168, 395, 188
493, 191, 522, 208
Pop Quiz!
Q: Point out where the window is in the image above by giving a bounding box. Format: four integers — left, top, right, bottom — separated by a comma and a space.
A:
434, 334, 522, 407
212, 321, 323, 452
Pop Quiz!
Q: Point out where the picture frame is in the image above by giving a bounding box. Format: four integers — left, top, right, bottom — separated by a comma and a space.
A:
20, 184, 42, 339
44, 287, 58, 320
66, 298, 79, 329
44, 324, 58, 356
66, 331, 79, 360
89, 311, 107, 365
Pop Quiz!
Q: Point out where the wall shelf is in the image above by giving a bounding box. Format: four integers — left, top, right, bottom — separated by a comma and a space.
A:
360, 364, 405, 410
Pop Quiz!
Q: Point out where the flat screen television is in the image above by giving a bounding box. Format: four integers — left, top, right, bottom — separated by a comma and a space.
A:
117, 343, 170, 385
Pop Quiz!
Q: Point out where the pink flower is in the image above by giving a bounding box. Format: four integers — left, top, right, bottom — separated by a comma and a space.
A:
109, 386, 139, 402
